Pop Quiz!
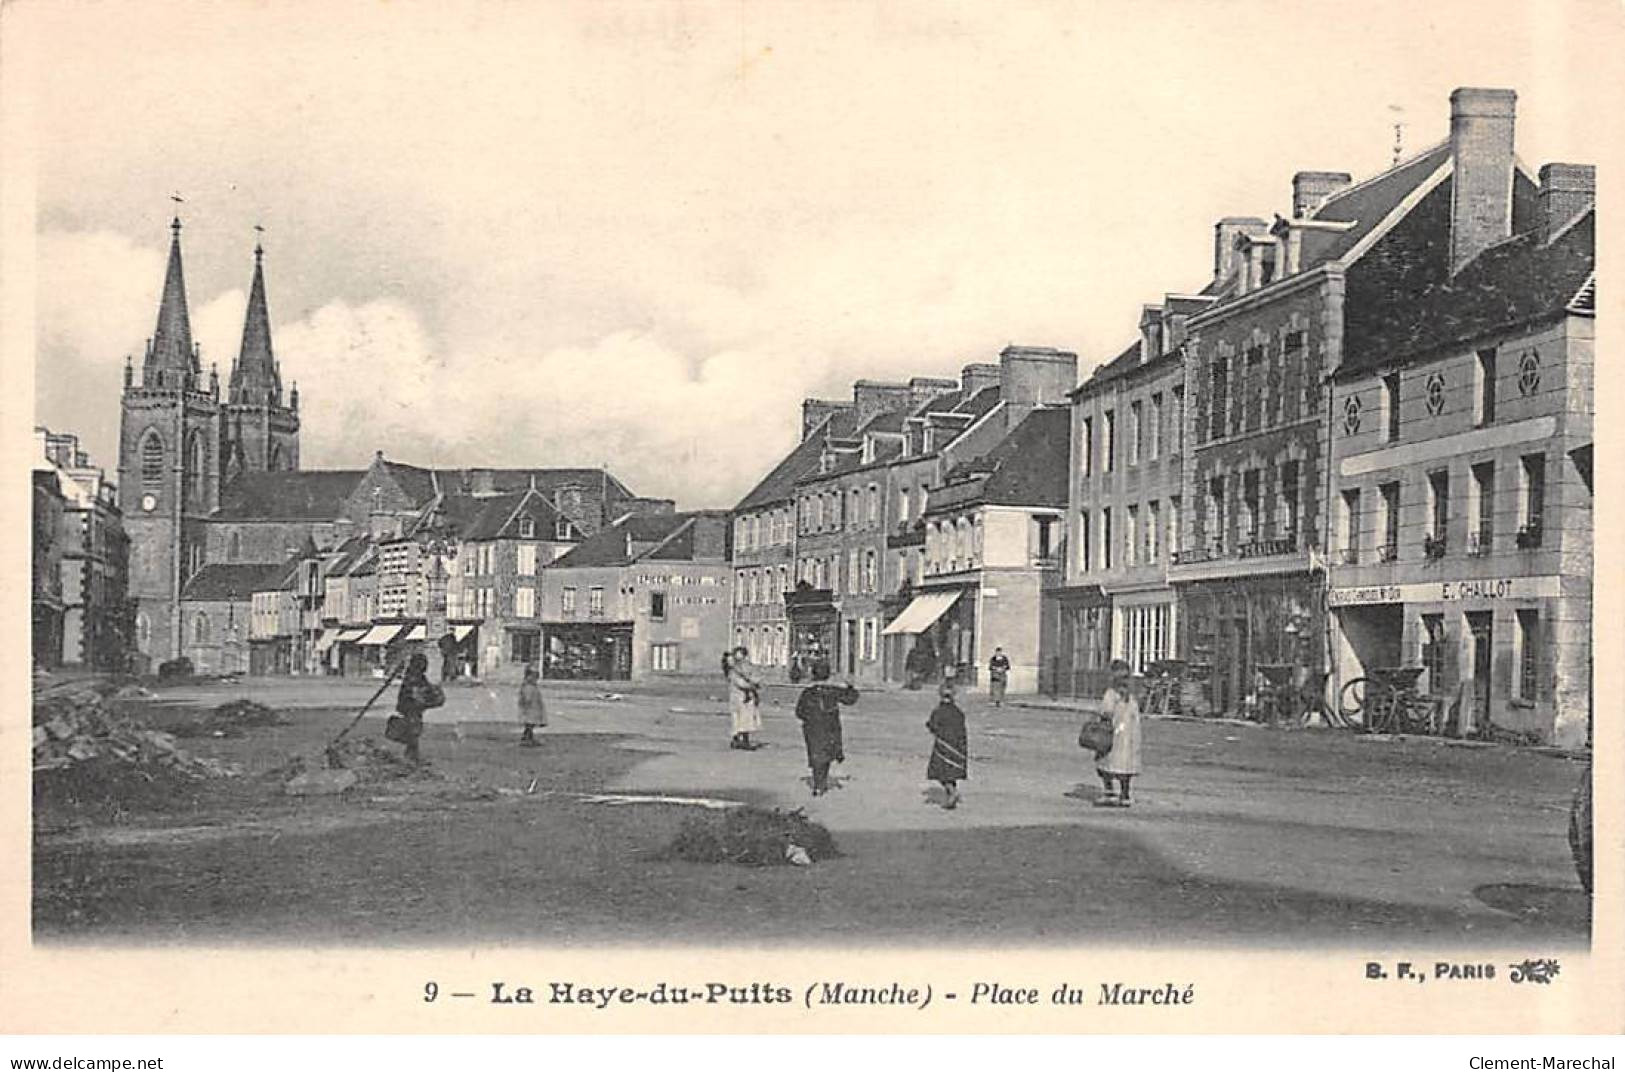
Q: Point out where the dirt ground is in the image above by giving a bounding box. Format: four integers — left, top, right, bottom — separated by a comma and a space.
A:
31, 682, 1590, 946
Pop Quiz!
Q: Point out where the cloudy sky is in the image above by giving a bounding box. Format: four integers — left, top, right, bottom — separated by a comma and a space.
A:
16, 0, 1613, 507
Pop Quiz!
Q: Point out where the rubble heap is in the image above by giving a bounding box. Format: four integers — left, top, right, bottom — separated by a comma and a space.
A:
32, 682, 238, 781
169, 698, 284, 738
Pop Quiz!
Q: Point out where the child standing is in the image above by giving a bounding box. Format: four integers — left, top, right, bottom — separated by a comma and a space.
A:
1096, 658, 1143, 807
794, 659, 859, 795
518, 664, 547, 747
926, 681, 968, 810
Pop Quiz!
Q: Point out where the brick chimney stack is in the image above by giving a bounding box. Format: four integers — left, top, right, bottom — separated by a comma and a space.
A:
1213, 217, 1269, 284
1448, 87, 1517, 273
800, 398, 852, 441
1538, 162, 1595, 241
1291, 171, 1352, 217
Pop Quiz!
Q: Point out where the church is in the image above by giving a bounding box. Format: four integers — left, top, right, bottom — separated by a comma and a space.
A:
118, 218, 665, 671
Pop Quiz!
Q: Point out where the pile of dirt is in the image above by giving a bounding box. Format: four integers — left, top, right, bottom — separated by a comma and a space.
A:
32, 683, 238, 781
168, 698, 284, 738
33, 682, 238, 825
269, 738, 441, 789
664, 806, 838, 867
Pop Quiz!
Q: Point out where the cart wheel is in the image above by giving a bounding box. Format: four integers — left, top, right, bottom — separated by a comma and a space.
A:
1339, 677, 1370, 724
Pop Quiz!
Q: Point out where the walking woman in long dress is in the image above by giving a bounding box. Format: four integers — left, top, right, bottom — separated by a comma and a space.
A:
1096, 658, 1143, 808
926, 680, 969, 809
727, 645, 763, 750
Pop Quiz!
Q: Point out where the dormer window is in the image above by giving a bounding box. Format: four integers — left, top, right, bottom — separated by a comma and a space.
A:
518, 515, 535, 539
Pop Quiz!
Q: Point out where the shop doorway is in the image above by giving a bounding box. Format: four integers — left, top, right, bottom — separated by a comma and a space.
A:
1335, 603, 1405, 685
845, 619, 858, 676
1216, 614, 1249, 715
1467, 611, 1494, 731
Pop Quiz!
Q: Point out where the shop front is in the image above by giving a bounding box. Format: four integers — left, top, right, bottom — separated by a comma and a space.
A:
1050, 585, 1109, 699
785, 585, 838, 680
1177, 573, 1323, 720
1328, 573, 1586, 746
542, 621, 633, 680
881, 588, 963, 688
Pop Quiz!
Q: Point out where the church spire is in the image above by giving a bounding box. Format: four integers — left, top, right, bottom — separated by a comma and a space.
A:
229, 234, 283, 406
145, 216, 198, 387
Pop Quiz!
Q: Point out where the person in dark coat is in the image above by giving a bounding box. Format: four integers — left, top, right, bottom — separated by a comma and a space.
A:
987, 647, 1011, 707
393, 652, 443, 764
926, 680, 969, 809
793, 659, 859, 795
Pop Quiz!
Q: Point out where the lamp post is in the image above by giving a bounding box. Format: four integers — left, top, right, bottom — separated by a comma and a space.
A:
422, 528, 458, 682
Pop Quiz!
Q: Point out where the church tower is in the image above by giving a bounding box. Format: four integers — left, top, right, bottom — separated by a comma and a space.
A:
117, 216, 224, 666
221, 239, 300, 482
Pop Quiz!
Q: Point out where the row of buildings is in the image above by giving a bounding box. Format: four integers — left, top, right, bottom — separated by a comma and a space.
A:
727, 87, 1594, 748
107, 219, 736, 683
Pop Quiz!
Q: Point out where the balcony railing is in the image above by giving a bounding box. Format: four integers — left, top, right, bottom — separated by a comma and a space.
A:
1423, 534, 1447, 560
1377, 541, 1399, 563
1030, 554, 1061, 570
1516, 522, 1544, 550
1339, 548, 1360, 565
1467, 531, 1492, 557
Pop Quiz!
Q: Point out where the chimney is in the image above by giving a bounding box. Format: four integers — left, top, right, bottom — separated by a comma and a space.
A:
690, 514, 729, 561
1449, 86, 1517, 273
959, 363, 1001, 396
1538, 162, 1595, 241
800, 398, 851, 441
469, 468, 496, 497
1138, 305, 1164, 361
908, 376, 957, 409
851, 380, 911, 426
1292, 171, 1352, 217
1213, 217, 1270, 283
998, 345, 1078, 432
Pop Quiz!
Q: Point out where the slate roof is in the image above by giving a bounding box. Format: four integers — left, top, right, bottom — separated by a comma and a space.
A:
430, 489, 569, 541
952, 385, 1002, 421
214, 470, 366, 520
550, 512, 691, 569
734, 409, 858, 511
930, 406, 1071, 512
1297, 143, 1452, 269
1340, 207, 1595, 376
181, 562, 291, 601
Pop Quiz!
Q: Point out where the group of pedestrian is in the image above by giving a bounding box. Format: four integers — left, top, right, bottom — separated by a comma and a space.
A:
384, 640, 1143, 814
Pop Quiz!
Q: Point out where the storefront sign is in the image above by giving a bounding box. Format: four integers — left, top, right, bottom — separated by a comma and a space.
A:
1329, 575, 1563, 608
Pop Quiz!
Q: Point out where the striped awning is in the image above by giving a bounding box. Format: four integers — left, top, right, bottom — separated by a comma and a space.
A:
452, 624, 476, 641
356, 624, 408, 646
337, 628, 369, 643
881, 591, 961, 636
403, 624, 427, 642
313, 628, 341, 653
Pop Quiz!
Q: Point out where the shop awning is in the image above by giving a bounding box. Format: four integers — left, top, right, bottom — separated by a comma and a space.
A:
336, 628, 369, 643
882, 591, 961, 636
313, 628, 341, 654
356, 624, 407, 646
402, 624, 427, 642
452, 624, 476, 641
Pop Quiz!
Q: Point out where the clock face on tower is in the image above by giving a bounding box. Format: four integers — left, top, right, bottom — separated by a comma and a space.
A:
141, 494, 158, 512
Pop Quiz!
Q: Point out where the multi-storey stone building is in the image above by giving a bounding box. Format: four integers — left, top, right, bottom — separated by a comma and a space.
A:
1326, 157, 1593, 747
37, 429, 133, 672
1055, 297, 1199, 694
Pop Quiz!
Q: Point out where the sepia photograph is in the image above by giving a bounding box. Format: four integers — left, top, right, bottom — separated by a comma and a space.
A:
2, 0, 1618, 1041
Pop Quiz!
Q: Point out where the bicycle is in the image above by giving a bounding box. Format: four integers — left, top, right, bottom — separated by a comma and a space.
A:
1338, 667, 1438, 734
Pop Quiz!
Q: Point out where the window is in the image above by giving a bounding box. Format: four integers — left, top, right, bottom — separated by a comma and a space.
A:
1129, 401, 1143, 466
650, 591, 666, 621
849, 489, 862, 531
1080, 417, 1093, 476
140, 432, 164, 488
1475, 348, 1497, 425
1147, 500, 1160, 562
897, 487, 911, 524
867, 485, 880, 527
1246, 344, 1264, 367
1078, 510, 1091, 573
1208, 358, 1229, 440
555, 520, 572, 540
1149, 393, 1163, 461
1206, 477, 1224, 552
184, 431, 206, 506
589, 586, 604, 614
1241, 469, 1260, 543
1379, 482, 1400, 560
848, 549, 860, 593
1103, 410, 1116, 472
1102, 508, 1113, 570
1341, 489, 1362, 562
228, 530, 242, 561
863, 618, 877, 661
1470, 462, 1495, 553
1124, 506, 1138, 567
1520, 453, 1546, 544
1168, 496, 1181, 560
1382, 373, 1401, 442
517, 544, 537, 576
518, 515, 535, 539
1516, 609, 1539, 702
516, 586, 535, 617
1279, 460, 1300, 540
1421, 614, 1446, 694
192, 613, 210, 645
1172, 385, 1185, 453
651, 643, 679, 672
864, 550, 877, 592
562, 586, 577, 613
1427, 470, 1450, 545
